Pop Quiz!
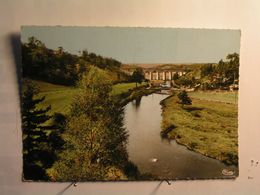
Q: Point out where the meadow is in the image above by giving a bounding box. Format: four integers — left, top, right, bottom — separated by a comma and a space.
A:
32, 80, 77, 115
189, 90, 238, 104
33, 80, 145, 115
111, 82, 146, 96
161, 91, 238, 165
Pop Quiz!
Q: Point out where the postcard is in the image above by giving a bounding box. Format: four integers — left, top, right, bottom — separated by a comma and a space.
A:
21, 26, 240, 181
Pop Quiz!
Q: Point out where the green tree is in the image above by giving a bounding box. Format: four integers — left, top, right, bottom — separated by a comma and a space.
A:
131, 68, 144, 87
217, 59, 225, 76
22, 37, 123, 86
226, 52, 239, 81
22, 37, 49, 78
48, 66, 128, 181
201, 64, 214, 77
22, 80, 53, 180
22, 80, 64, 180
214, 53, 239, 85
81, 49, 89, 61
175, 77, 193, 87
177, 90, 192, 107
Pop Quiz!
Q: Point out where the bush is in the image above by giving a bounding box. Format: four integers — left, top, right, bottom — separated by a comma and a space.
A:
177, 90, 192, 107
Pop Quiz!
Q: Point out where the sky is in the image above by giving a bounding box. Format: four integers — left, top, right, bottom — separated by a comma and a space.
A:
21, 26, 240, 64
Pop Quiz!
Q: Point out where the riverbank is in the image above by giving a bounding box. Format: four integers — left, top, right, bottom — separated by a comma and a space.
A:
114, 85, 159, 106
160, 92, 238, 166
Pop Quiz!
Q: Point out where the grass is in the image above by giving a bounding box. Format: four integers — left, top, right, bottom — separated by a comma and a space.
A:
32, 80, 147, 115
31, 80, 78, 115
32, 80, 75, 93
188, 91, 238, 104
38, 89, 78, 114
111, 82, 147, 96
161, 92, 238, 165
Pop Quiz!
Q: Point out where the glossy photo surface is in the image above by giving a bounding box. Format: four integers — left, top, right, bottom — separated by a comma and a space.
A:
21, 26, 240, 181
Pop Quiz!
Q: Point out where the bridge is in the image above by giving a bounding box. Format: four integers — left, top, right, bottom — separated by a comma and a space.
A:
143, 68, 187, 81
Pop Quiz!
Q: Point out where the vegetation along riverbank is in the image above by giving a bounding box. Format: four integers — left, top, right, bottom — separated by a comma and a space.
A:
160, 91, 238, 166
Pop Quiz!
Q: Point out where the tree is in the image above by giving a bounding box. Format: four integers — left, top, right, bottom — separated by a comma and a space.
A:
81, 49, 89, 61
175, 77, 193, 87
22, 80, 65, 180
47, 66, 129, 181
201, 64, 214, 77
22, 79, 53, 180
226, 53, 239, 81
22, 37, 123, 86
131, 68, 144, 87
217, 59, 225, 76
22, 37, 49, 78
214, 53, 240, 86
177, 90, 192, 107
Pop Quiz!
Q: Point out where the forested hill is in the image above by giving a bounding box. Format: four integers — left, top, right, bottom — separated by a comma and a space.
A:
22, 37, 128, 85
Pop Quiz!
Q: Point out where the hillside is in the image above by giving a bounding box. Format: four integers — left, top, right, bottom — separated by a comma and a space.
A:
29, 79, 146, 115
22, 36, 128, 86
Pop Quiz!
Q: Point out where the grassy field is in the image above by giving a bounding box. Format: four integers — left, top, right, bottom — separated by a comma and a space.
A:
111, 82, 146, 96
161, 91, 238, 165
32, 80, 75, 93
31, 80, 78, 115
189, 91, 238, 104
32, 80, 145, 115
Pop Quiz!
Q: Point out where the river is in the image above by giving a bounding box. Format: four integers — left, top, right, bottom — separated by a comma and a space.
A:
124, 93, 238, 180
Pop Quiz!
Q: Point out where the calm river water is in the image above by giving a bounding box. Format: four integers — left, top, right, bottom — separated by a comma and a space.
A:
124, 93, 238, 180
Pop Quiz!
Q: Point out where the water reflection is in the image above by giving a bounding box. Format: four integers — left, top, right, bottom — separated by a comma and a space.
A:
125, 93, 237, 180
131, 96, 142, 109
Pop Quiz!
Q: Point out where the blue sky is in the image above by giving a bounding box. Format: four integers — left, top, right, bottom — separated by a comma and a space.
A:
21, 26, 240, 64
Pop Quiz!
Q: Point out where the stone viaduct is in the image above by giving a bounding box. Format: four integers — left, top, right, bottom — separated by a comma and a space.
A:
143, 68, 187, 81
